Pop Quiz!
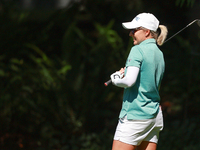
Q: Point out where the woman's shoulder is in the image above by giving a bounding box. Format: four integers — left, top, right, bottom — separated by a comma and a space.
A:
130, 45, 144, 55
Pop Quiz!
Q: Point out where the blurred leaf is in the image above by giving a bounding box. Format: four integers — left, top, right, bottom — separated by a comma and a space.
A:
10, 58, 24, 65
25, 43, 53, 66
58, 64, 71, 75
176, 0, 195, 7
0, 69, 5, 76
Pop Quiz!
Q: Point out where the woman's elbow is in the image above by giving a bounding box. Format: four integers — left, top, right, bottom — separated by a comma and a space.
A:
126, 82, 135, 88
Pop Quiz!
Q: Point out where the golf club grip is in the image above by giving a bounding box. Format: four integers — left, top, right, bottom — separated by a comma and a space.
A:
104, 79, 112, 86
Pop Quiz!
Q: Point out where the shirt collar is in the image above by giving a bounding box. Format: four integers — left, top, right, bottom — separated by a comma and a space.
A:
140, 38, 156, 45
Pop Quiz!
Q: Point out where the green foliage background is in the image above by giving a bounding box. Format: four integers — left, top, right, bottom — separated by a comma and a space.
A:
0, 0, 200, 149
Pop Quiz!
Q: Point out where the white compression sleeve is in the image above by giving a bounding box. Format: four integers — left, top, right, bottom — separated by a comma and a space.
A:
113, 66, 139, 88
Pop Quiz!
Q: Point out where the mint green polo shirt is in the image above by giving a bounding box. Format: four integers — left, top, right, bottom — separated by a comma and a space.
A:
119, 38, 165, 120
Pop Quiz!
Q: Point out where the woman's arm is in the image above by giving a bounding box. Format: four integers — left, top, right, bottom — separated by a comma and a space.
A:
111, 66, 139, 88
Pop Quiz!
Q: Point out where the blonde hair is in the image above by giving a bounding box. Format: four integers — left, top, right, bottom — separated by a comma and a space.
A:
151, 25, 168, 46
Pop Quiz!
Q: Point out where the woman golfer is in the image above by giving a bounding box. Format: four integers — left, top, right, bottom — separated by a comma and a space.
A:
110, 13, 168, 150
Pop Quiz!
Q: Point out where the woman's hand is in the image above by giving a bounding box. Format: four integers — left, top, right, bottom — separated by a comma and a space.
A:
119, 67, 125, 78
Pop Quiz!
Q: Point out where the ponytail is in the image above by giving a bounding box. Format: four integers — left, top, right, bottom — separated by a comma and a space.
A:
157, 25, 168, 46
150, 25, 168, 46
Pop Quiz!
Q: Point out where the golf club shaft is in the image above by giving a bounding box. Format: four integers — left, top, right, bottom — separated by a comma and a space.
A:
105, 19, 200, 86
164, 19, 200, 43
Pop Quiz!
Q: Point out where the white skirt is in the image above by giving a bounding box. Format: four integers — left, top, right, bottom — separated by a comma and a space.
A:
113, 107, 163, 146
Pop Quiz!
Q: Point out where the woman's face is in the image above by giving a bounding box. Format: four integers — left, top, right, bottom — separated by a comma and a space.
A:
129, 28, 148, 45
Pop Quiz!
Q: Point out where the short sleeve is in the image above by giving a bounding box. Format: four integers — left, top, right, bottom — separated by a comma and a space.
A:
126, 46, 143, 68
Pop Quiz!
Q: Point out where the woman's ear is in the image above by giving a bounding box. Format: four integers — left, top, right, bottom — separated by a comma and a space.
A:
145, 29, 151, 37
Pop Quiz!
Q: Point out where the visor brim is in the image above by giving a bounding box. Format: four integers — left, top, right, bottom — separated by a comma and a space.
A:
122, 21, 140, 29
